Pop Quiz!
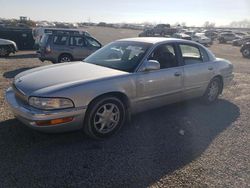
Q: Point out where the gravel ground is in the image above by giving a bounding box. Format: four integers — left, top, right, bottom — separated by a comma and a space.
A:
0, 26, 249, 188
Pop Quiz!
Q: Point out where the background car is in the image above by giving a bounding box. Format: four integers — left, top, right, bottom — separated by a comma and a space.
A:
232, 36, 250, 46
0, 38, 18, 57
240, 42, 250, 58
32, 27, 91, 49
218, 33, 241, 43
6, 38, 234, 139
37, 33, 102, 63
172, 33, 192, 40
191, 33, 212, 46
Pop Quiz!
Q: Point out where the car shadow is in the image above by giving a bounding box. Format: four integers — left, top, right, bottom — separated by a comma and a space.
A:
3, 67, 38, 78
0, 99, 239, 187
7, 53, 37, 59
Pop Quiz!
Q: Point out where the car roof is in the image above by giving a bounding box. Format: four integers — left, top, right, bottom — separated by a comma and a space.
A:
117, 37, 191, 44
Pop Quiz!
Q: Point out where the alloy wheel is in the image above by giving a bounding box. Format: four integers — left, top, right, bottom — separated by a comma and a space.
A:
93, 103, 120, 134
207, 80, 219, 102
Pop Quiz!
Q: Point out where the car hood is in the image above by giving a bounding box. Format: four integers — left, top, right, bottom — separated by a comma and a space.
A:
0, 38, 16, 46
14, 61, 129, 95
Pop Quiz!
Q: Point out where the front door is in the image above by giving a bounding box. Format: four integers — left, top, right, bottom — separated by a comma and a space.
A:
134, 43, 183, 112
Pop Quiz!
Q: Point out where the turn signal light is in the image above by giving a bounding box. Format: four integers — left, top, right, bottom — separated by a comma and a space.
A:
36, 117, 74, 126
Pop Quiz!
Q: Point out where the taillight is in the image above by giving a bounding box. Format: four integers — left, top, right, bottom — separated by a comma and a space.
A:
45, 45, 51, 54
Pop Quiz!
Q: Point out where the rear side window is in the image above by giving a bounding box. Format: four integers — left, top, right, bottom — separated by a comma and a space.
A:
53, 35, 68, 45
180, 44, 203, 65
69, 36, 86, 47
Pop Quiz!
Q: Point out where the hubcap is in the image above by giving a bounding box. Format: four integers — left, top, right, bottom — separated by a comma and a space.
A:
208, 81, 219, 101
61, 56, 71, 62
94, 103, 120, 134
0, 48, 7, 56
243, 49, 250, 57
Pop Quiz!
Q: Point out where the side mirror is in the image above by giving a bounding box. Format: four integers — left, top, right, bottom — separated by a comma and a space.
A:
142, 60, 160, 71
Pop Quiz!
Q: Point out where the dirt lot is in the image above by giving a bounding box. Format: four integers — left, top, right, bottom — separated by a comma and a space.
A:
0, 26, 249, 188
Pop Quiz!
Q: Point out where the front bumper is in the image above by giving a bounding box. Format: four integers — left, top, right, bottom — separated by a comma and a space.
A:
5, 88, 87, 133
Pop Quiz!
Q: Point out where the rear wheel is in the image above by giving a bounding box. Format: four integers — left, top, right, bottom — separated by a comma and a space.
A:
219, 38, 225, 44
58, 54, 72, 63
202, 77, 222, 104
83, 96, 127, 139
242, 48, 250, 58
160, 31, 166, 36
0, 46, 9, 57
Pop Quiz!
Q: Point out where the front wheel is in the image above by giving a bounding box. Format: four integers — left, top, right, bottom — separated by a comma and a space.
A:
58, 54, 72, 63
83, 96, 127, 139
242, 48, 250, 58
202, 78, 222, 104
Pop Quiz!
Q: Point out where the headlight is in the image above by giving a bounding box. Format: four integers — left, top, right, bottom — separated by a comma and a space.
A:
29, 97, 74, 110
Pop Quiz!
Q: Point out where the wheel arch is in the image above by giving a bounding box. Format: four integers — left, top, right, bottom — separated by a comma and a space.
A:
87, 91, 131, 110
212, 75, 224, 94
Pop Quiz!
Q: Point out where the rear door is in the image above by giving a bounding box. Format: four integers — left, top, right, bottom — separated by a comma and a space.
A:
178, 43, 215, 99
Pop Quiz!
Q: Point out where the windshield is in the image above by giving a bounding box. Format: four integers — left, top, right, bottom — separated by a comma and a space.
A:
84, 41, 152, 72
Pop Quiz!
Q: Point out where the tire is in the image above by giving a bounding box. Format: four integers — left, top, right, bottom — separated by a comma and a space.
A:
83, 96, 127, 139
242, 48, 250, 58
202, 77, 222, 104
160, 31, 166, 36
0, 46, 9, 57
219, 38, 225, 44
58, 54, 72, 63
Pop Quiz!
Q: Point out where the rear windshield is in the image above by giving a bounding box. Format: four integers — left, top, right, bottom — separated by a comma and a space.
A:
40, 34, 49, 45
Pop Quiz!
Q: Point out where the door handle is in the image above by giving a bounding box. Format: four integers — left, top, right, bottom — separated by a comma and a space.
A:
174, 72, 181, 77
208, 67, 214, 71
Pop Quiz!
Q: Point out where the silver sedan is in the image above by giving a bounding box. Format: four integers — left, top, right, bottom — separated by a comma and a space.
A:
5, 38, 234, 139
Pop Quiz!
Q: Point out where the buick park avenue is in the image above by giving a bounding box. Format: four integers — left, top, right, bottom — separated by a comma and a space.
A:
5, 38, 234, 139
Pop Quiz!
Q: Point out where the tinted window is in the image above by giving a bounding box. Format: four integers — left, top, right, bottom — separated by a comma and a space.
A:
69, 36, 86, 47
180, 44, 203, 65
53, 35, 68, 45
148, 44, 178, 69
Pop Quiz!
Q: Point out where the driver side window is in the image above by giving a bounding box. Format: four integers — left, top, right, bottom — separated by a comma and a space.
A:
148, 44, 178, 69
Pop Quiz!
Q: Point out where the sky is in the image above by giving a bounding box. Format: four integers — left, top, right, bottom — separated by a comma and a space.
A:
1, 0, 250, 26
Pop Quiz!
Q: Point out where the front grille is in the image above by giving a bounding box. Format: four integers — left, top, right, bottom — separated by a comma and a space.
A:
12, 84, 29, 105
